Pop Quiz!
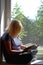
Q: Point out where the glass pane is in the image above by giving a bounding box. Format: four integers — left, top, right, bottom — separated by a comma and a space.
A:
11, 0, 43, 54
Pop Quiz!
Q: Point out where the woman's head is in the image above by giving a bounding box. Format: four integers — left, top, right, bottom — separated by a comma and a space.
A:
6, 19, 23, 37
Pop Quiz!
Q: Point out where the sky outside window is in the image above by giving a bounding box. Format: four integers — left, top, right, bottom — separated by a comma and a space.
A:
11, 0, 41, 20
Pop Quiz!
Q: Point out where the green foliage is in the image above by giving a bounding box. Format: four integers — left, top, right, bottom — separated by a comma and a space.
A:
36, 1, 43, 37
11, 1, 43, 45
11, 2, 27, 41
38, 50, 43, 53
19, 29, 27, 41
11, 2, 22, 19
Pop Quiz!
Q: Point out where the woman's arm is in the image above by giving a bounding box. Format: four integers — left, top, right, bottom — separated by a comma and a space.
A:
4, 40, 23, 54
21, 44, 28, 49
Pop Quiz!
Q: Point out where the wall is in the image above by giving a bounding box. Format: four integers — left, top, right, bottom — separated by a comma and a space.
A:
0, 0, 1, 35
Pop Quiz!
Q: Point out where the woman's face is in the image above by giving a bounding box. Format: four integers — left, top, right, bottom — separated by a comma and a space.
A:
11, 30, 21, 38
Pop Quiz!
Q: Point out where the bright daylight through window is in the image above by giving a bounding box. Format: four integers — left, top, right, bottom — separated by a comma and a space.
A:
11, 0, 43, 55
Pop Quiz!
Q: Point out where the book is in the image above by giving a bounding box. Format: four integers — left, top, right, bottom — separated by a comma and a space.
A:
23, 44, 39, 52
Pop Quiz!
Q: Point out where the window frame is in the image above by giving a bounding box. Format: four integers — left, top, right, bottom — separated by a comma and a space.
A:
1, 0, 43, 61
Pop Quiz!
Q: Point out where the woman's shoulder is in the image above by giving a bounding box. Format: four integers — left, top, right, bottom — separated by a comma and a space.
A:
1, 32, 10, 40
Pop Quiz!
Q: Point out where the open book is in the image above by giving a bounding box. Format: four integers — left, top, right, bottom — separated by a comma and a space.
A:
23, 44, 39, 52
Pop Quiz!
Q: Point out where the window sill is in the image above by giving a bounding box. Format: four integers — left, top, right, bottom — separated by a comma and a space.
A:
36, 53, 43, 60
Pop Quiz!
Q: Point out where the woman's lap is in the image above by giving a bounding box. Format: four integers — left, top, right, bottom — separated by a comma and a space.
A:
9, 52, 33, 64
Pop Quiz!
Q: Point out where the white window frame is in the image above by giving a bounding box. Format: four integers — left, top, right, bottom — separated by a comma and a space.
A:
1, 0, 11, 36
1, 0, 11, 62
1, 0, 5, 36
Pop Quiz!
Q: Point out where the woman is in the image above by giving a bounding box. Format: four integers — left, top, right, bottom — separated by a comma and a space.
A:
1, 19, 35, 64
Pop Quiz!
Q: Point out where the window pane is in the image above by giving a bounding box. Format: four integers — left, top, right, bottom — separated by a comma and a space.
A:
11, 0, 43, 54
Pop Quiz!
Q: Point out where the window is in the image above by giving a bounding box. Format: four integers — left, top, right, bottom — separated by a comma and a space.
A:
11, 0, 43, 59
1, 0, 43, 62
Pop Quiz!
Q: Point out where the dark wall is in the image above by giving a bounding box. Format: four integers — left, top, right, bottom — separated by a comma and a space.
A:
0, 0, 1, 62
0, 0, 1, 23
0, 0, 1, 35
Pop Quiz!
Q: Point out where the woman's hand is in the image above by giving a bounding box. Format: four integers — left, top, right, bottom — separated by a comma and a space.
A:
21, 44, 28, 50
31, 49, 38, 55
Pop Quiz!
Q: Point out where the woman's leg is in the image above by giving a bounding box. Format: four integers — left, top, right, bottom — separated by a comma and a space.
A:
15, 52, 33, 64
7, 52, 33, 64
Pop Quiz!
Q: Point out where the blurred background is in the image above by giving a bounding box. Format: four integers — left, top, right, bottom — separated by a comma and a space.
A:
0, 0, 43, 62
